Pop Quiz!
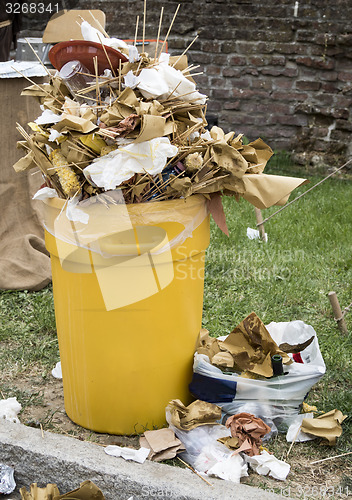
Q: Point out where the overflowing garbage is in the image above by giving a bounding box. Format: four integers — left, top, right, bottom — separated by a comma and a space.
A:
14, 15, 307, 231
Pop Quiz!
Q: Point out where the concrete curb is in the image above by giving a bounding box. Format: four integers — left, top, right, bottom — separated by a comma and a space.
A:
0, 420, 284, 499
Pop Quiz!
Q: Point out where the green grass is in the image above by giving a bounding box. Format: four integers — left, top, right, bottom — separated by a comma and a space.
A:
0, 164, 351, 453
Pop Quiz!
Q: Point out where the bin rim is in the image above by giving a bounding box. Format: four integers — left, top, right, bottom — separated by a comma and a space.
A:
43, 193, 207, 212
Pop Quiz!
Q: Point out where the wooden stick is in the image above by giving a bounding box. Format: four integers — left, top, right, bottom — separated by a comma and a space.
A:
310, 451, 352, 465
142, 0, 147, 53
96, 33, 117, 77
255, 207, 267, 242
40, 423, 45, 438
154, 7, 164, 60
93, 56, 100, 115
328, 291, 348, 334
88, 11, 109, 38
177, 457, 213, 486
172, 35, 199, 68
158, 4, 180, 59
24, 37, 51, 76
134, 15, 139, 46
118, 59, 122, 95
259, 158, 352, 226
286, 425, 301, 458
10, 66, 63, 106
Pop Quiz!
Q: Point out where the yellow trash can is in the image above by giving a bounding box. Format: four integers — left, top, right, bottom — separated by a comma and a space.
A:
44, 193, 210, 434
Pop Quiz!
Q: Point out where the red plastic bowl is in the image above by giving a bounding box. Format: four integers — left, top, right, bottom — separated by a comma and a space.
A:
49, 40, 128, 74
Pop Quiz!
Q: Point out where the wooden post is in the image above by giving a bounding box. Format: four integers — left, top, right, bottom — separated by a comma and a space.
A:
255, 207, 266, 242
328, 291, 348, 334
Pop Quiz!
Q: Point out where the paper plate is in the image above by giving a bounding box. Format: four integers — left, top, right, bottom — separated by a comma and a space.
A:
49, 40, 128, 74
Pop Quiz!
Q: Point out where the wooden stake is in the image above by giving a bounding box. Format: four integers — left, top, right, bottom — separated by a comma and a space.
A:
328, 291, 348, 334
154, 7, 164, 60
255, 207, 267, 241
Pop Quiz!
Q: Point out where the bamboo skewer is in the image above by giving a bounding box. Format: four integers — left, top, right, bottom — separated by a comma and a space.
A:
88, 11, 109, 38
157, 4, 181, 59
172, 35, 199, 68
155, 7, 164, 60
177, 457, 213, 487
142, 0, 147, 53
310, 451, 352, 465
134, 15, 139, 46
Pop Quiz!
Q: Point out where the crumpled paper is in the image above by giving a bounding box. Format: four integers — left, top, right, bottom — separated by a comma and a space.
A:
301, 409, 347, 445
104, 445, 150, 464
207, 454, 248, 483
225, 413, 271, 456
166, 399, 222, 430
84, 137, 178, 190
197, 312, 292, 378
245, 450, 290, 481
139, 428, 185, 461
0, 397, 21, 423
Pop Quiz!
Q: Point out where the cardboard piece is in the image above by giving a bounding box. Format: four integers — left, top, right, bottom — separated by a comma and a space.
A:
167, 399, 222, 430
301, 409, 347, 445
206, 193, 229, 236
242, 174, 309, 209
139, 428, 185, 461
43, 10, 106, 44
226, 412, 271, 457
54, 480, 105, 499
20, 483, 60, 499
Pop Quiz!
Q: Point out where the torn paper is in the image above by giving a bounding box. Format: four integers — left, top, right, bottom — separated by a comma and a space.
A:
226, 413, 271, 456
104, 445, 150, 464
245, 450, 290, 481
300, 409, 347, 445
0, 397, 21, 423
139, 428, 185, 461
166, 399, 222, 430
51, 361, 63, 379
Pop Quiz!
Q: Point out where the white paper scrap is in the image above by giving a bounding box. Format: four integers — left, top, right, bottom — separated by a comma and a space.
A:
32, 187, 58, 200
105, 445, 150, 464
286, 413, 316, 443
51, 361, 62, 379
247, 227, 268, 242
245, 450, 290, 481
0, 397, 21, 424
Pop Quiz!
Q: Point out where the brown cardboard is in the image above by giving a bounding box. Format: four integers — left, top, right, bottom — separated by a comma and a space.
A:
43, 10, 106, 43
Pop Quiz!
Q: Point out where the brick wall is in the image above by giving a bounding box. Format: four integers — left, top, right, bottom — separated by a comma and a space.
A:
21, 0, 352, 164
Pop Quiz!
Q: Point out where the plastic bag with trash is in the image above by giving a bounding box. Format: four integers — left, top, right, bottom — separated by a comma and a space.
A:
189, 321, 326, 430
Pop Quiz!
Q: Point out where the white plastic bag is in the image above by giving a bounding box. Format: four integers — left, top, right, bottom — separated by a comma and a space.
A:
189, 321, 325, 430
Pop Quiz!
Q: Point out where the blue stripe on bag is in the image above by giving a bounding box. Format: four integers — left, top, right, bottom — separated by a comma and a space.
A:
189, 373, 237, 403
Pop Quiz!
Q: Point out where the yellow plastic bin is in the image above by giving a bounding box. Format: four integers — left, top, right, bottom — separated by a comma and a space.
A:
44, 193, 210, 434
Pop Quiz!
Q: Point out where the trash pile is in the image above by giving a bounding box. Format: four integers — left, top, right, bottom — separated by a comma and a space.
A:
190, 313, 327, 429
14, 15, 307, 229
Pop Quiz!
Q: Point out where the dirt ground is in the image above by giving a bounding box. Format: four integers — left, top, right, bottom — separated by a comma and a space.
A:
2, 372, 351, 500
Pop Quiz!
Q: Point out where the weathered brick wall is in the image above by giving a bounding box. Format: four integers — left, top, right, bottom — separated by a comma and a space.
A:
21, 0, 352, 164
